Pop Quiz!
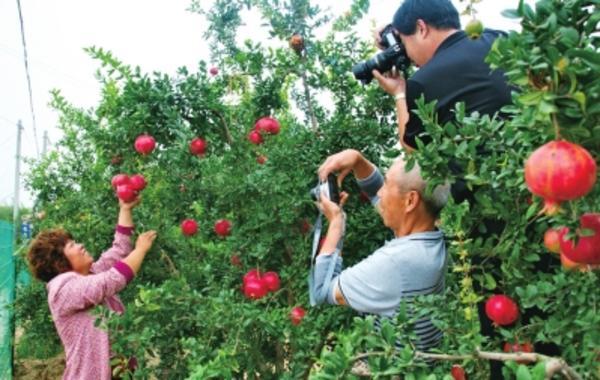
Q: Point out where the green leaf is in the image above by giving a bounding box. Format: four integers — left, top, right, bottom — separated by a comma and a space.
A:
484, 273, 497, 290
516, 365, 532, 380
501, 9, 520, 19
558, 27, 579, 47
571, 91, 586, 112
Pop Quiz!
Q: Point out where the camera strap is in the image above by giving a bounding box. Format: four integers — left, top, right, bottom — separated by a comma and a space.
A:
308, 212, 345, 306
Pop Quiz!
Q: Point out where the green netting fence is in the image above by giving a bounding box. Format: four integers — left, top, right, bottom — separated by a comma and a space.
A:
0, 221, 14, 379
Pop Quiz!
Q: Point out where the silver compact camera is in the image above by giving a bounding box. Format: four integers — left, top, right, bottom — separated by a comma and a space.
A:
310, 174, 340, 204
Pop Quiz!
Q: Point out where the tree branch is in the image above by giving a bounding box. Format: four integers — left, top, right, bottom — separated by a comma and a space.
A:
211, 109, 233, 145
348, 349, 582, 379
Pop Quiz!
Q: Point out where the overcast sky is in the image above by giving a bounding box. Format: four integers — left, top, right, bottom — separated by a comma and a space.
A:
0, 0, 529, 209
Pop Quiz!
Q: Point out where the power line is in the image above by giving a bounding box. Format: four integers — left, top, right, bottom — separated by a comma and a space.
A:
15, 0, 40, 158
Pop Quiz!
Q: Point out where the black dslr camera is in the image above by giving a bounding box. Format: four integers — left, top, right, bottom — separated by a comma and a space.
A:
352, 24, 410, 85
310, 174, 340, 204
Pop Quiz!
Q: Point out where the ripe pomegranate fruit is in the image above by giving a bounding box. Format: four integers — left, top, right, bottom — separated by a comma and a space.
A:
248, 130, 263, 145
214, 219, 232, 237
110, 155, 123, 165
189, 138, 207, 156
254, 117, 281, 135
543, 228, 561, 254
230, 254, 242, 267
111, 174, 130, 189
450, 364, 467, 380
485, 294, 519, 326
129, 174, 147, 191
134, 134, 156, 155
181, 219, 198, 236
503, 341, 534, 364
243, 278, 268, 300
209, 67, 218, 76
300, 219, 311, 235
558, 213, 600, 265
289, 33, 304, 54
116, 185, 137, 202
261, 271, 280, 292
256, 155, 267, 164
289, 306, 306, 325
524, 140, 597, 214
243, 269, 261, 285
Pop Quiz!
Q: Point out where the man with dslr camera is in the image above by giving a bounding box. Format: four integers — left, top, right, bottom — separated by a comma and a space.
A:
360, 0, 513, 152
310, 149, 450, 360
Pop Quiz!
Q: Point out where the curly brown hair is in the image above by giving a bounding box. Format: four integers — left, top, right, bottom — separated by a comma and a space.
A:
27, 229, 73, 282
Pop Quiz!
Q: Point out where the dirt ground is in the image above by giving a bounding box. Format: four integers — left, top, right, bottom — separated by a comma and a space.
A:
14, 354, 64, 380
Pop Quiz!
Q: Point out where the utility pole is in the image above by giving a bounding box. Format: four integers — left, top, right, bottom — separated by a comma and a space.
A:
13, 121, 23, 242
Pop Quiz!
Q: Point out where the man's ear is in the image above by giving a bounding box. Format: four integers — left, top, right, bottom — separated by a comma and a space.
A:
416, 19, 429, 38
405, 190, 420, 213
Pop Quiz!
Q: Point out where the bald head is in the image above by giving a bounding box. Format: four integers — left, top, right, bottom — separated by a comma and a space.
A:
390, 157, 450, 218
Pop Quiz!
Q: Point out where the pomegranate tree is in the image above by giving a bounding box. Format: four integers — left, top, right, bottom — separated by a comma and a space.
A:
524, 140, 596, 214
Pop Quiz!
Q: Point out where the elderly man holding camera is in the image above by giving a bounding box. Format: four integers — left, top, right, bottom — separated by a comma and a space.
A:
310, 149, 450, 357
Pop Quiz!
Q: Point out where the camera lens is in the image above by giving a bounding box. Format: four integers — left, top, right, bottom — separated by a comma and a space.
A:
352, 59, 377, 84
309, 186, 320, 202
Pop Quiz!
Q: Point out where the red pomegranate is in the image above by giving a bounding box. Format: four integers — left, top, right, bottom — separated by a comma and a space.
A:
243, 269, 261, 285
111, 174, 130, 189
503, 341, 534, 364
134, 134, 156, 155
116, 185, 137, 202
558, 213, 600, 265
289, 306, 306, 325
230, 254, 242, 267
248, 130, 263, 145
289, 34, 304, 54
256, 155, 267, 164
254, 117, 281, 135
129, 174, 147, 191
214, 219, 232, 237
450, 364, 467, 380
485, 294, 519, 326
189, 138, 207, 156
524, 140, 596, 214
181, 219, 198, 236
543, 228, 561, 254
261, 271, 280, 292
243, 278, 268, 300
209, 67, 219, 76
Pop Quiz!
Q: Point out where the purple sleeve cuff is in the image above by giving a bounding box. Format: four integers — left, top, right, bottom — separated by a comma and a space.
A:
116, 225, 134, 236
114, 261, 135, 283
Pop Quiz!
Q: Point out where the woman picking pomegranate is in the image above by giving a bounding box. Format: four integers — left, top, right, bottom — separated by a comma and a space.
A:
27, 197, 157, 379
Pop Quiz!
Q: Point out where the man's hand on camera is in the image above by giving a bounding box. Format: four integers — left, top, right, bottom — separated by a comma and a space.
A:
318, 149, 361, 187
372, 69, 406, 98
318, 191, 349, 222
373, 25, 386, 50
